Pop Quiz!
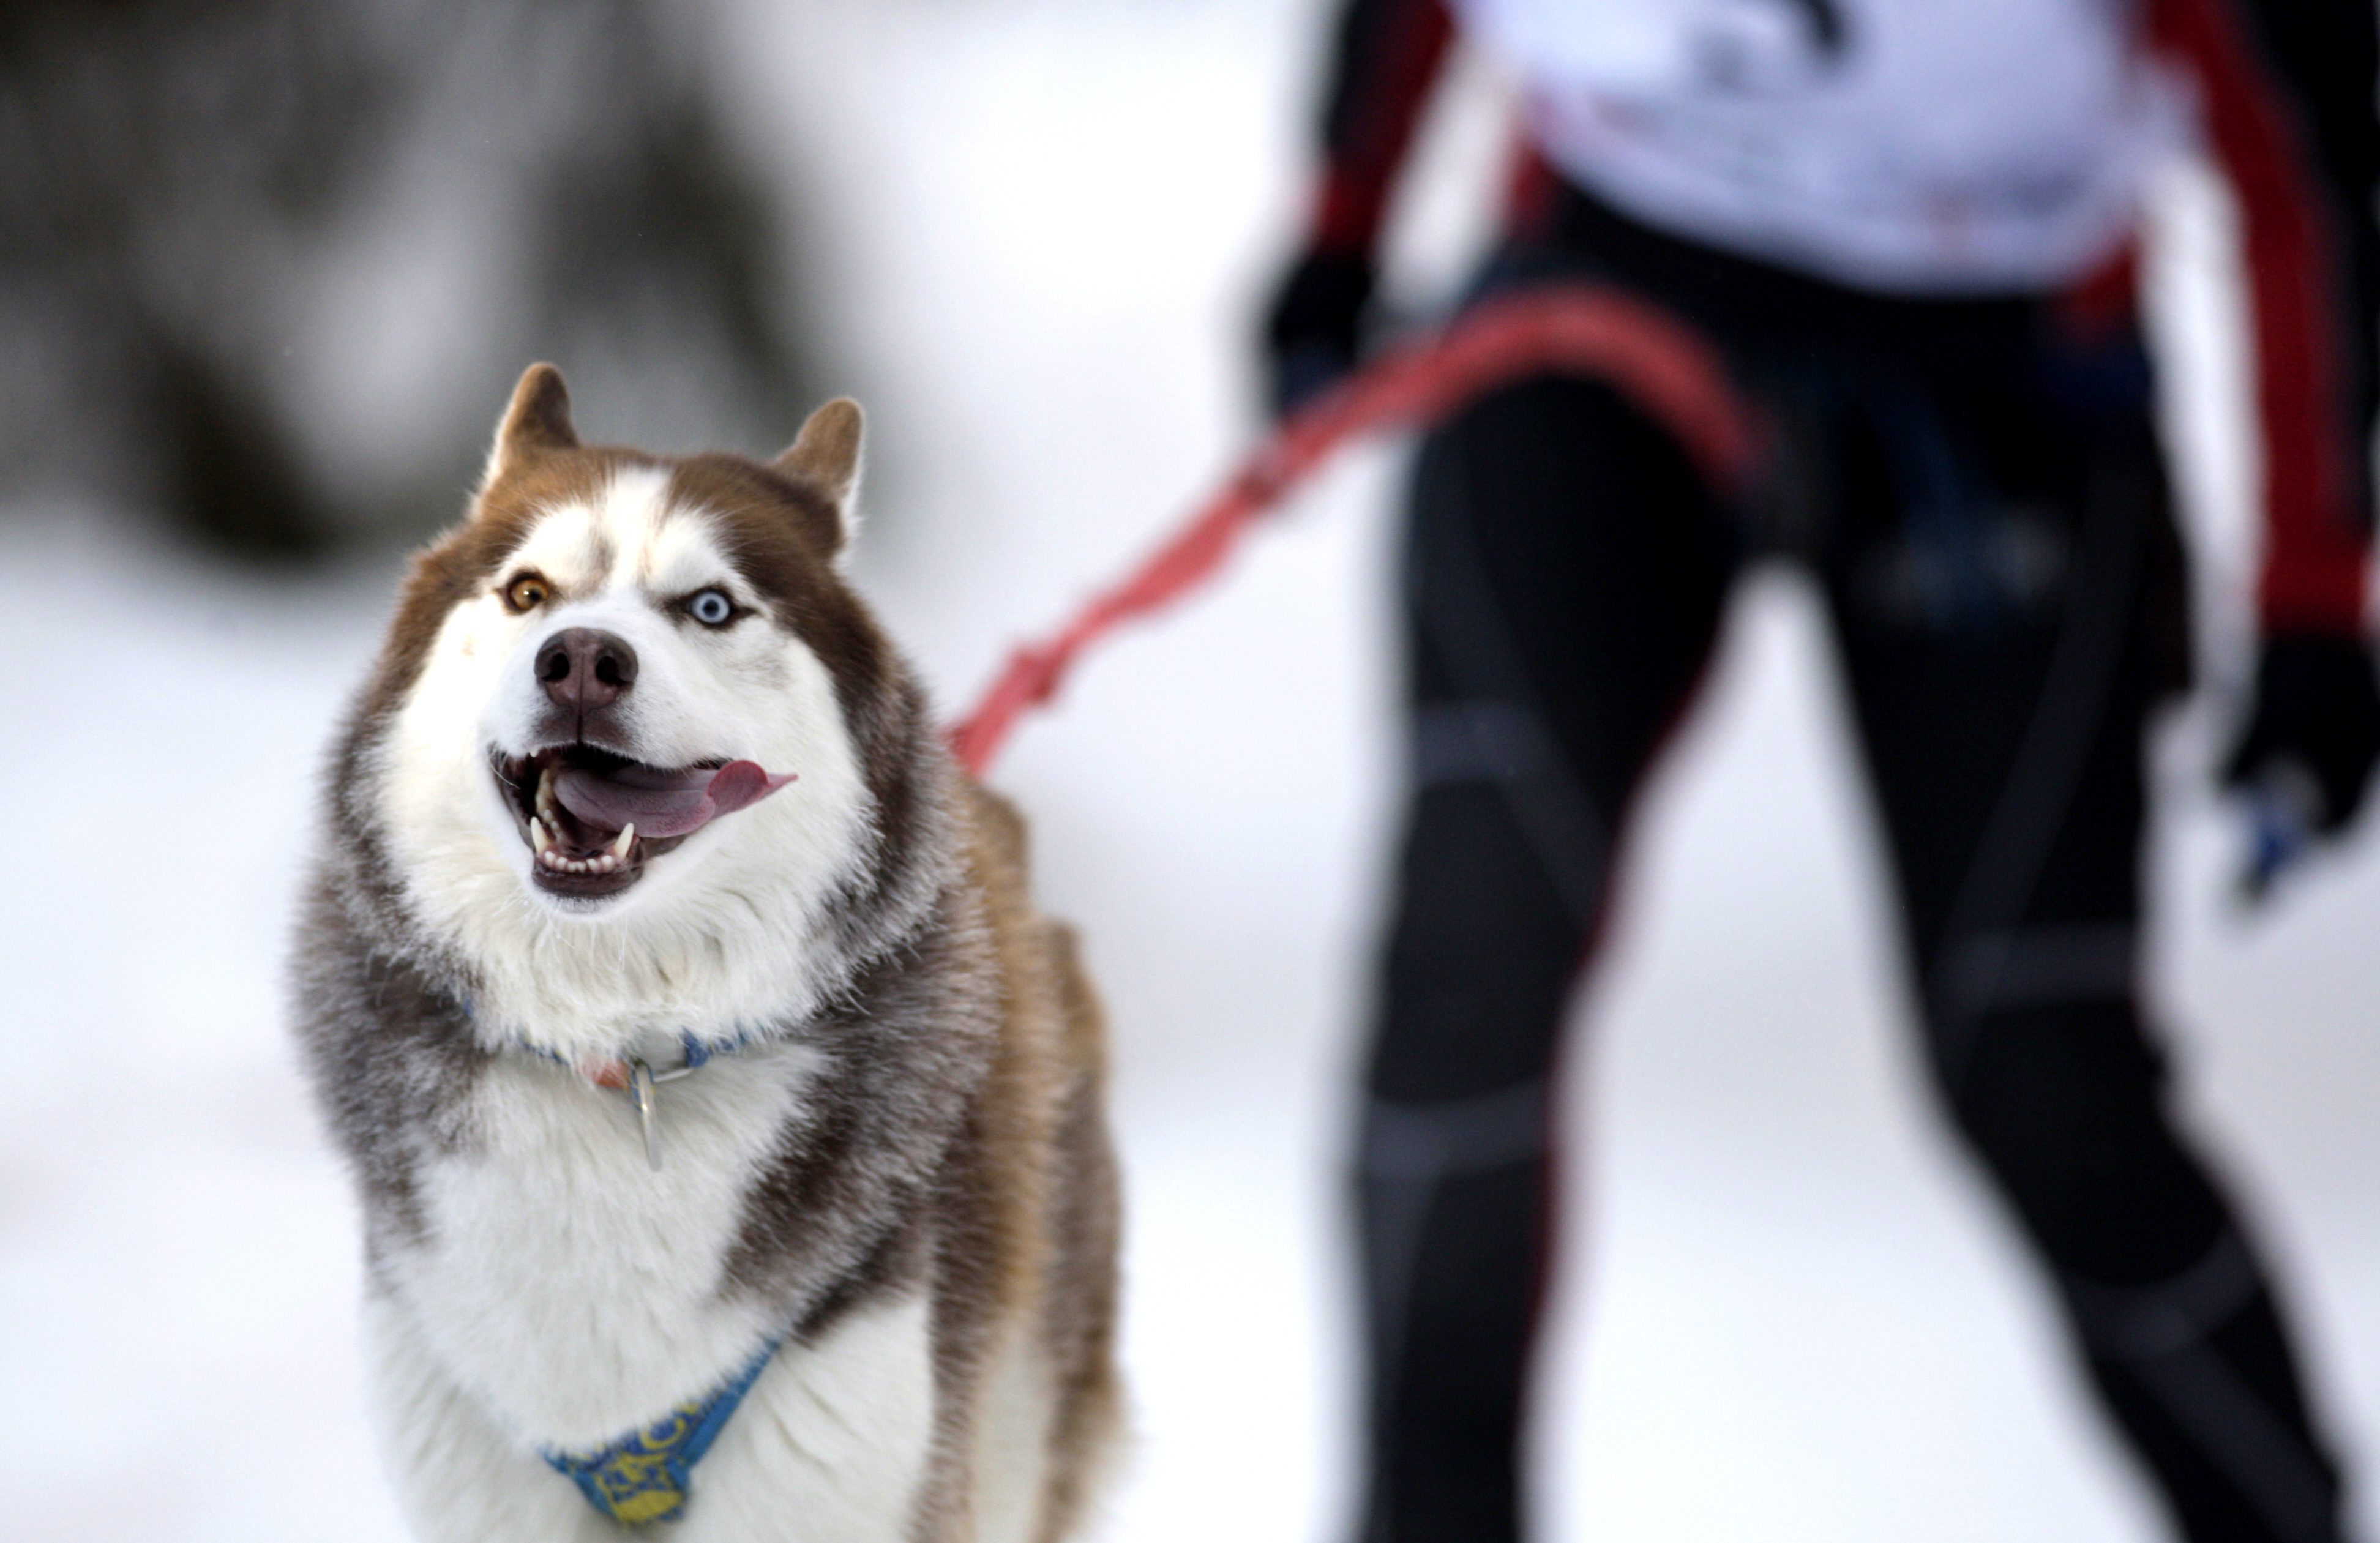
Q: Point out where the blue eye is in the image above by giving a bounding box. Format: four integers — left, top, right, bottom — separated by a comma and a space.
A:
689, 589, 735, 626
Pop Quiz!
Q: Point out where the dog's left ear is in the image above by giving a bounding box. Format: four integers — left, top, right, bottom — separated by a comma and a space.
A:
774, 398, 864, 556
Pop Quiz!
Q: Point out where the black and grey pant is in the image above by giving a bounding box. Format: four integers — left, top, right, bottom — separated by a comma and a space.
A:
1356, 197, 2347, 1543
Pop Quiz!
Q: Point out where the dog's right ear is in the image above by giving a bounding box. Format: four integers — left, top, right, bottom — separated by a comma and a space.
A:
481, 363, 578, 492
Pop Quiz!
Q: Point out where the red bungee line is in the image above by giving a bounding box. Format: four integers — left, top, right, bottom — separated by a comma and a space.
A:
944, 283, 1764, 777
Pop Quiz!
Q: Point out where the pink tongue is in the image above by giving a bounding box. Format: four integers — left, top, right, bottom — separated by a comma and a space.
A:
553, 760, 796, 839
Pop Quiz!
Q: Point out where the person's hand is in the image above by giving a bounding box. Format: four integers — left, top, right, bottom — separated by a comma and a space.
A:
2223, 631, 2380, 841
1260, 247, 1375, 419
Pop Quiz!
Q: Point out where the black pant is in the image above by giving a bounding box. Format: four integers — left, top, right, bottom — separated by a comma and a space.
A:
1357, 192, 2345, 1543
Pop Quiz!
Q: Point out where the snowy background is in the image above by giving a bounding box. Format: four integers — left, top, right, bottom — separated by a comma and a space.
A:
7, 2, 2380, 1539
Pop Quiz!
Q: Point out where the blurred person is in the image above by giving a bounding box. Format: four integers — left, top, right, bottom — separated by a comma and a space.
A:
1259, 2, 2380, 1541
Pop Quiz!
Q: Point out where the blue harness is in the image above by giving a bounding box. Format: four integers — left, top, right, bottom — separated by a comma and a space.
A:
542, 1338, 782, 1525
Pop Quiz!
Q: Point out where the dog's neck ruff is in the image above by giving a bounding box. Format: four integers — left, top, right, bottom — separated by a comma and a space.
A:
543, 1336, 782, 1526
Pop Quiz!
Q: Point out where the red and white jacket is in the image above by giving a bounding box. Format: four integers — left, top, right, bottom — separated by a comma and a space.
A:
1300, 0, 2378, 634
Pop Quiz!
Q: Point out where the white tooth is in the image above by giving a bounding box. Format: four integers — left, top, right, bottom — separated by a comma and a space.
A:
530, 816, 552, 854
612, 824, 635, 861
536, 764, 557, 815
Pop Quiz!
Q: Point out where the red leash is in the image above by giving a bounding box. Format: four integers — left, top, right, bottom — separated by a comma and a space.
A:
945, 283, 1761, 777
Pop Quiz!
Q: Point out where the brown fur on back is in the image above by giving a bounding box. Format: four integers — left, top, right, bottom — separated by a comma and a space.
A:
910, 786, 1121, 1541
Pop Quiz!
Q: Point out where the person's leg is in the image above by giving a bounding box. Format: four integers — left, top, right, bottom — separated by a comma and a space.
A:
1822, 374, 2346, 1543
1357, 374, 1734, 1543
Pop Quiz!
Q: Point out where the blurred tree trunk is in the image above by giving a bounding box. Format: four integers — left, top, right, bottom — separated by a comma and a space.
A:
0, 0, 815, 557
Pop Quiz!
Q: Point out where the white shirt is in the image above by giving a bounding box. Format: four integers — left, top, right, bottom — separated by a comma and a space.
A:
1454, 0, 2187, 293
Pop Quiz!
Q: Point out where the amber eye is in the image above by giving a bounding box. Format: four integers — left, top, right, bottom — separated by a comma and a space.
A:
502, 573, 550, 613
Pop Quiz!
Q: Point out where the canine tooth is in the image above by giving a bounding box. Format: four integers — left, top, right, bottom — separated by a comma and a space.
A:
530, 816, 552, 855
613, 824, 635, 860
536, 764, 558, 815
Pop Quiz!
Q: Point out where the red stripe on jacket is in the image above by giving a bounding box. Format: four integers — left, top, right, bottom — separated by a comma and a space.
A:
1312, 0, 1455, 254
2154, 0, 2371, 633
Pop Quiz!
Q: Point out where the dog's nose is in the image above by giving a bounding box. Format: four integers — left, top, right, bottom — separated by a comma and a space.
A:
536, 628, 638, 712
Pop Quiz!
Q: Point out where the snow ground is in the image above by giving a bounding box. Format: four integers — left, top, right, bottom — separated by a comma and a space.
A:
6, 2, 2380, 1539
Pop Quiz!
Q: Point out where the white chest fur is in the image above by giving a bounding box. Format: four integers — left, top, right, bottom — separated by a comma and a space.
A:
386, 1042, 822, 1448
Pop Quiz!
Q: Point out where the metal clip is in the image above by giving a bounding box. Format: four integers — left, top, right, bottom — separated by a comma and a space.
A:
631, 1059, 660, 1171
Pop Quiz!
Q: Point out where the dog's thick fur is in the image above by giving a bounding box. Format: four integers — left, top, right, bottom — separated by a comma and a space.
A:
292, 366, 1121, 1542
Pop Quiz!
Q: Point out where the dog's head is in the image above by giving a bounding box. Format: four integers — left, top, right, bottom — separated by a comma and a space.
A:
334, 365, 949, 1055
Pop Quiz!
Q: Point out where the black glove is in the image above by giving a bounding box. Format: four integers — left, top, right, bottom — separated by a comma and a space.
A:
2223, 630, 2380, 836
1260, 248, 1375, 419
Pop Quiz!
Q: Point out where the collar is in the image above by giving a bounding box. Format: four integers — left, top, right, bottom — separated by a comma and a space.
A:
543, 1034, 738, 1173
543, 1336, 782, 1526
457, 996, 757, 1171
522, 1028, 733, 1093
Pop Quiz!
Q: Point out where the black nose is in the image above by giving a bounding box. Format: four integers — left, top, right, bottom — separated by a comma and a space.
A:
536, 628, 638, 712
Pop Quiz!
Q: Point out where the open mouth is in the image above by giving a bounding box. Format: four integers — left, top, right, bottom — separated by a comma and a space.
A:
490, 745, 795, 900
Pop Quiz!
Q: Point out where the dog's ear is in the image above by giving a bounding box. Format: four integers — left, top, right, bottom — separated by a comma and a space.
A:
481, 363, 579, 491
774, 398, 864, 555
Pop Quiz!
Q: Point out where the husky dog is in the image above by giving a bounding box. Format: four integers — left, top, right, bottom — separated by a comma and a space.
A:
292, 365, 1121, 1542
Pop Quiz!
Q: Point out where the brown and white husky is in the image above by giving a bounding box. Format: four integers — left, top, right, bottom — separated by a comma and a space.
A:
291, 365, 1121, 1542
